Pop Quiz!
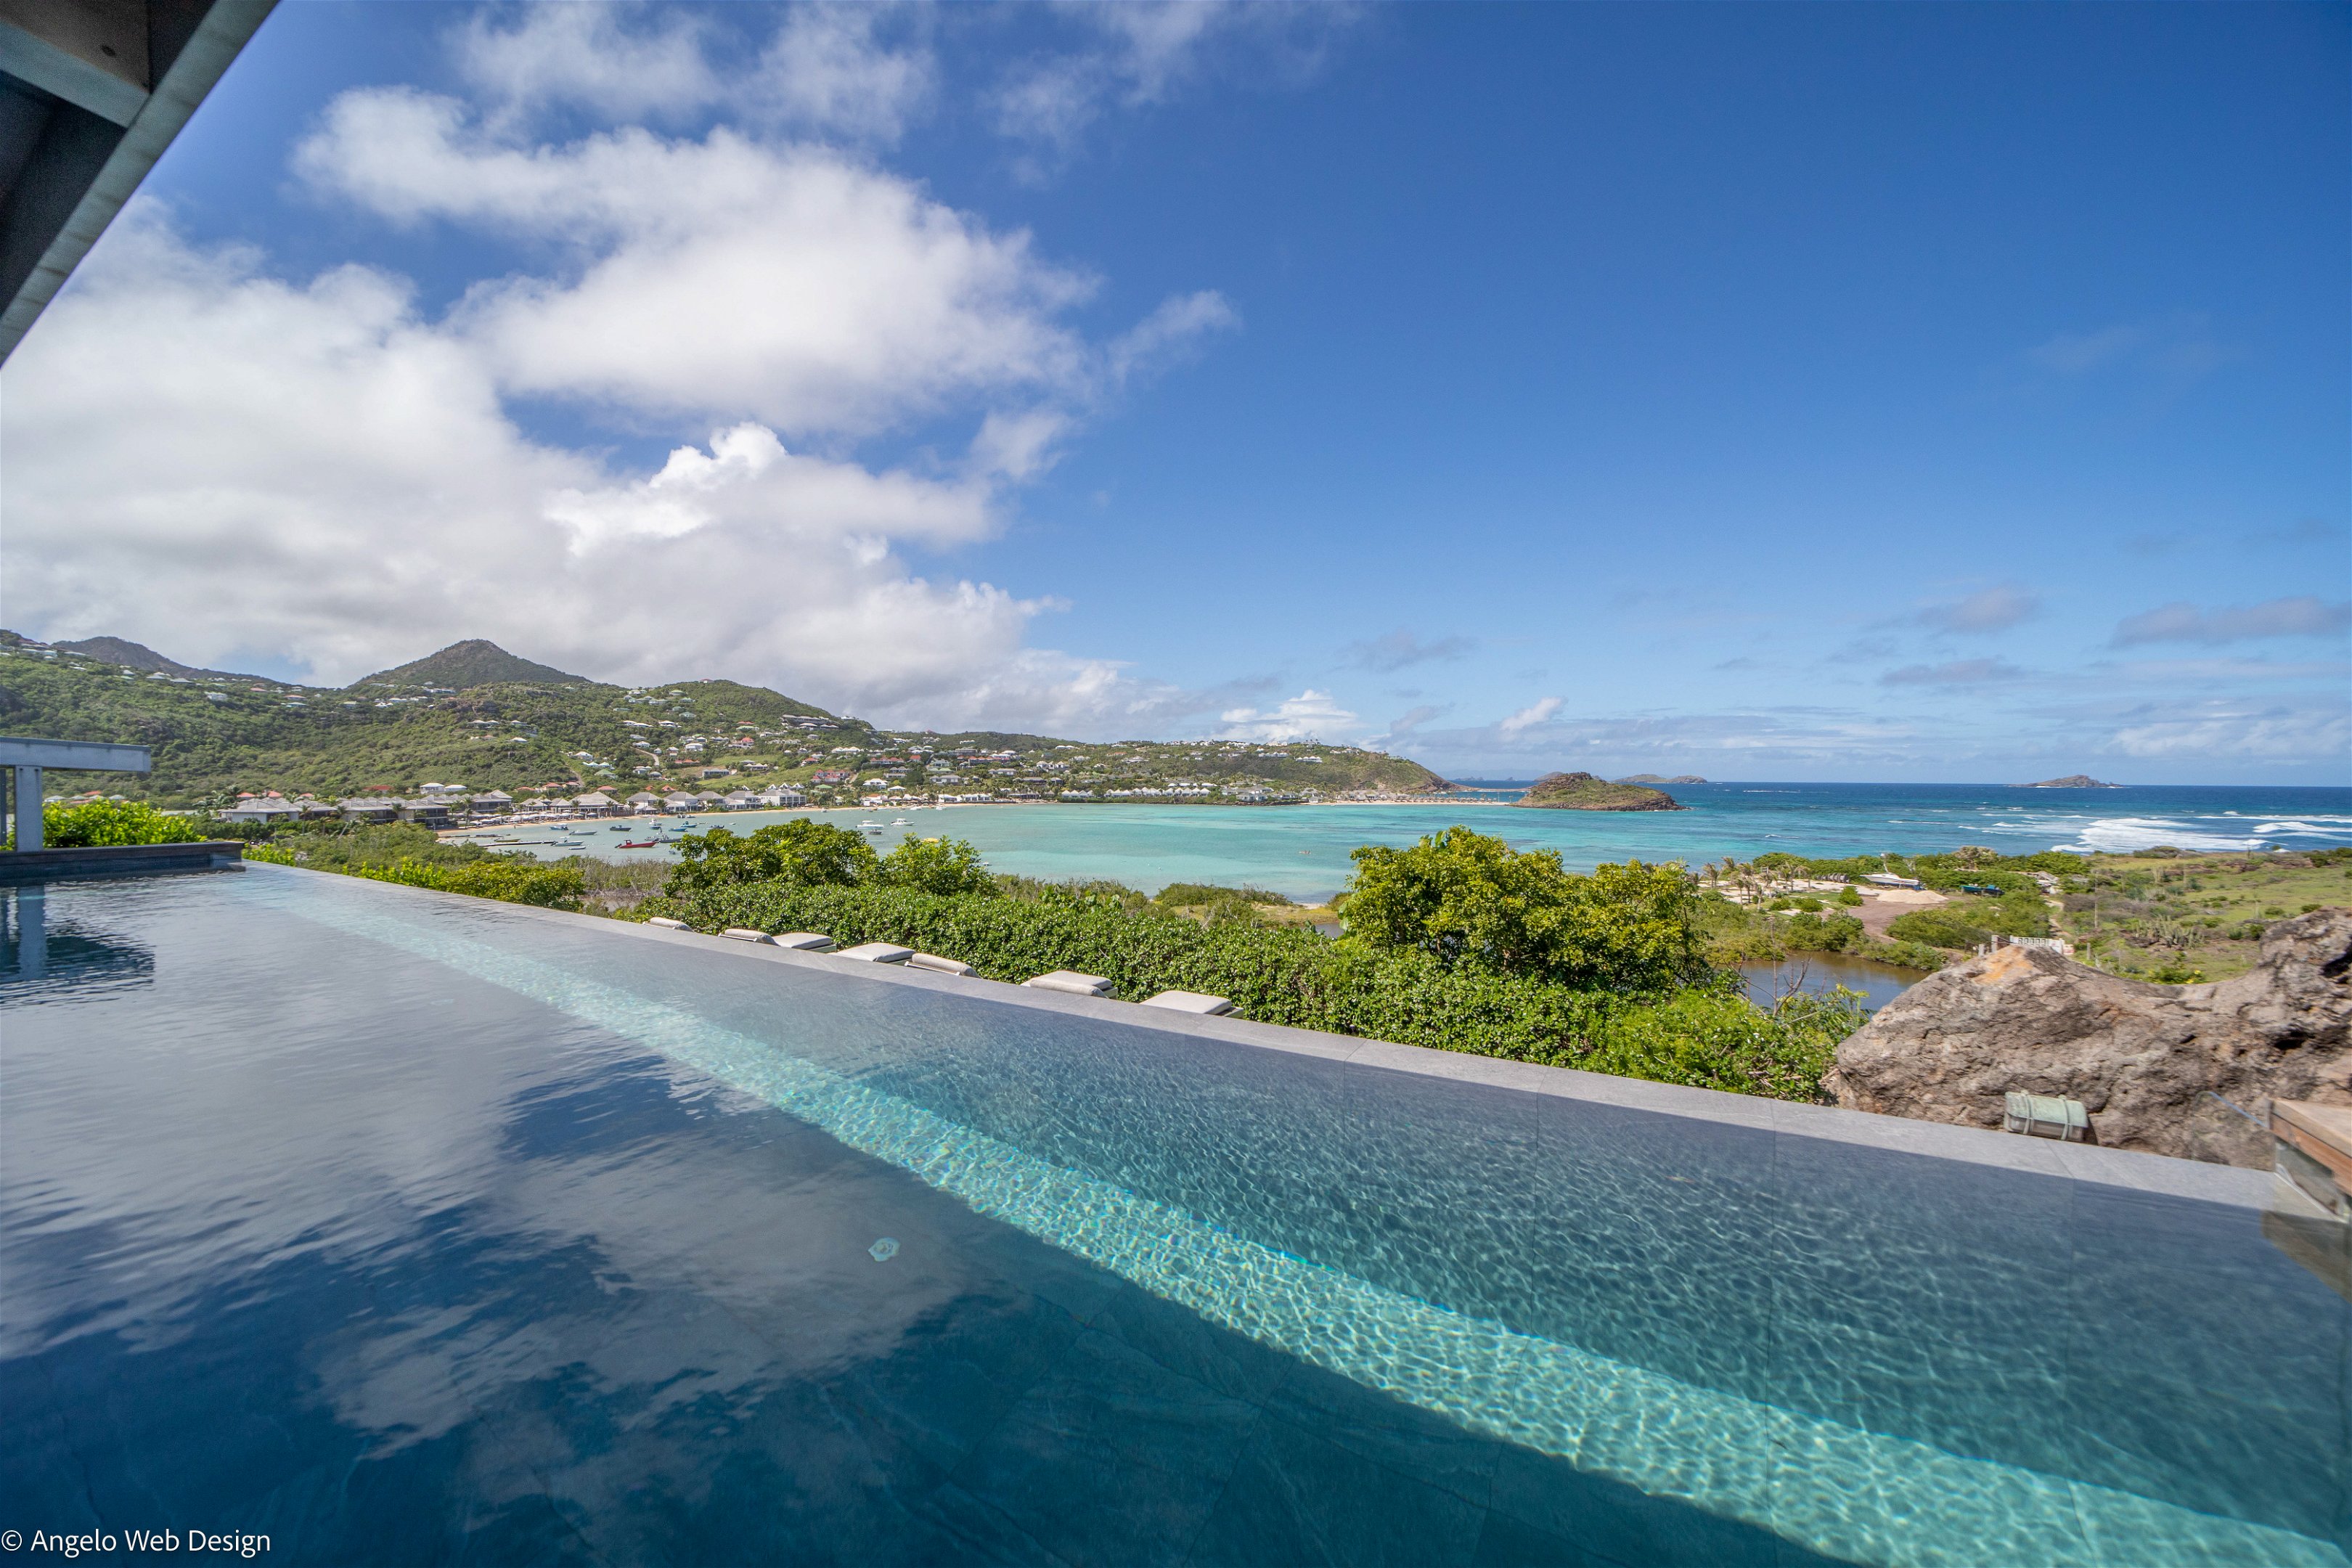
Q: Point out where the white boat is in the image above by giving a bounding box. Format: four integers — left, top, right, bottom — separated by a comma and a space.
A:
858, 821, 884, 833
891, 818, 910, 826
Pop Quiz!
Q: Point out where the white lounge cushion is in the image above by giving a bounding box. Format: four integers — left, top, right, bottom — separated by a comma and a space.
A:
772, 932, 836, 952
645, 916, 688, 930
906, 952, 976, 976
721, 928, 771, 943
1140, 990, 1235, 1016
1022, 970, 1111, 996
837, 942, 914, 964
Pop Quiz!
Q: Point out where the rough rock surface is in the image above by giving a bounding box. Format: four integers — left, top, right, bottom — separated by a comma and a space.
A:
1826, 909, 2352, 1167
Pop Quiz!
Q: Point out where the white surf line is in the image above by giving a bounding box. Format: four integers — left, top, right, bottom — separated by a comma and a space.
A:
257, 882, 2343, 1568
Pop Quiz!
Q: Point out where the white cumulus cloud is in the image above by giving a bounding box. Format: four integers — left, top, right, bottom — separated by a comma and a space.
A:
1215, 690, 1358, 743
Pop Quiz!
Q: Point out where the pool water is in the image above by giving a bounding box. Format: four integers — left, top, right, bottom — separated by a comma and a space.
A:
3, 867, 2345, 1566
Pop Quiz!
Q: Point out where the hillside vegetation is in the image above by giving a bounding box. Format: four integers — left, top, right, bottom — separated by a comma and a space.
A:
1514, 772, 1685, 811
0, 632, 1443, 807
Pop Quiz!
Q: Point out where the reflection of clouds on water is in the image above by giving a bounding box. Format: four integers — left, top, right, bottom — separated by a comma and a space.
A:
266, 884, 2352, 1566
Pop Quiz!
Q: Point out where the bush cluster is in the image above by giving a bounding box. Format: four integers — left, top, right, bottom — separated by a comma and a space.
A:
12, 799, 205, 849
248, 843, 584, 908
635, 878, 1860, 1101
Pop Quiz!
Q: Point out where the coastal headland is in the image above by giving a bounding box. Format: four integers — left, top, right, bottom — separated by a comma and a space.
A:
1512, 772, 1686, 811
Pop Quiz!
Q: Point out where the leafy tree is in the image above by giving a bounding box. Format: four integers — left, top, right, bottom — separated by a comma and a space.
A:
879, 836, 997, 897
1342, 825, 1709, 992
664, 820, 877, 896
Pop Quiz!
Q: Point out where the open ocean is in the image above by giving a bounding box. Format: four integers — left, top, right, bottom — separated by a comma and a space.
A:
462, 781, 2352, 905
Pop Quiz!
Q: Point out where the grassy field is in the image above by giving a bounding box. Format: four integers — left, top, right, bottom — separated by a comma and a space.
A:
2054, 849, 2352, 981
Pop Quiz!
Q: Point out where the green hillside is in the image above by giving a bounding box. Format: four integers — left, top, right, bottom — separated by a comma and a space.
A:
1514, 772, 1686, 811
360, 639, 588, 688
0, 633, 1447, 807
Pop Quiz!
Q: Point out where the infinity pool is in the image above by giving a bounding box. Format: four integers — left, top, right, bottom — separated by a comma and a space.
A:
2, 867, 2344, 1565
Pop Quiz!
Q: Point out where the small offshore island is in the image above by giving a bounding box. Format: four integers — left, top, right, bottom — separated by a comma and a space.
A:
1513, 771, 1687, 812
2025, 775, 2120, 788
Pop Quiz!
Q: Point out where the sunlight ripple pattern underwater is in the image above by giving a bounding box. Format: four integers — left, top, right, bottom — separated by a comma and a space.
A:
255, 882, 2347, 1568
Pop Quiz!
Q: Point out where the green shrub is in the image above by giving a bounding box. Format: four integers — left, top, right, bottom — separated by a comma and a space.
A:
344, 856, 584, 908
1871, 939, 1954, 972
16, 800, 205, 849
1886, 910, 1992, 950
1154, 881, 1294, 907
667, 820, 878, 894
1344, 826, 1708, 992
1781, 911, 1864, 953
637, 881, 1850, 1102
879, 836, 998, 897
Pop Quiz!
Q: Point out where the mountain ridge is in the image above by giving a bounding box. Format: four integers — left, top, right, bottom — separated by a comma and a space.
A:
359, 640, 589, 690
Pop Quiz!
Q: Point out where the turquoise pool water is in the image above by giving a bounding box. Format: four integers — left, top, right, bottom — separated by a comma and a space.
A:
456, 782, 2352, 902
4, 866, 2345, 1565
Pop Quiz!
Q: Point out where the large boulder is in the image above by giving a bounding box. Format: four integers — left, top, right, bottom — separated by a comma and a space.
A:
1826, 909, 2352, 1167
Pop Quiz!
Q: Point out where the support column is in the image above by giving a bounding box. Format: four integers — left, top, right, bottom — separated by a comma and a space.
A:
14, 764, 41, 851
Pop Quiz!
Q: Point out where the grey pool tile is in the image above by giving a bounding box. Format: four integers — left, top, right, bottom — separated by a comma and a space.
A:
1486, 1444, 1784, 1568
1259, 1363, 1503, 1508
822, 1286, 1093, 1481
1470, 1510, 1604, 1567
1183, 1410, 1490, 1567
1087, 1283, 1296, 1405
939, 1326, 1261, 1568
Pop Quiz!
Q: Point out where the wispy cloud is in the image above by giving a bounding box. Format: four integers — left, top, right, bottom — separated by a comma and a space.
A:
2026, 314, 2234, 385
1498, 696, 1563, 735
989, 1, 1355, 179
2109, 700, 2350, 761
2112, 597, 2352, 647
1343, 628, 1477, 672
1917, 583, 2039, 634
2243, 517, 2349, 550
1882, 658, 2025, 687
1378, 703, 1450, 740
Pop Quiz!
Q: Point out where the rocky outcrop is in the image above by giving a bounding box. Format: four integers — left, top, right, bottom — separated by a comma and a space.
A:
1514, 772, 1685, 812
2023, 775, 2118, 788
1826, 910, 2352, 1167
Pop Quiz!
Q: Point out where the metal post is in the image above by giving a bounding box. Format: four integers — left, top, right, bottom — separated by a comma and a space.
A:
13, 765, 39, 852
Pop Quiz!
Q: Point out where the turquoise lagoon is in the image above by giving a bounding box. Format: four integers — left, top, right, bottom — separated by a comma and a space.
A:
462, 781, 2352, 904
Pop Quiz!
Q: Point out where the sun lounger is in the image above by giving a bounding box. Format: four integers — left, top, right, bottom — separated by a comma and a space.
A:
772, 932, 836, 952
646, 917, 688, 930
1022, 970, 1112, 997
906, 952, 976, 976
1140, 990, 1234, 1016
837, 942, 914, 964
721, 928, 771, 943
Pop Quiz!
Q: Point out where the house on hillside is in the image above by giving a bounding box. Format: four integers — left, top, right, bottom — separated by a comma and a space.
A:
572, 792, 619, 817
338, 799, 399, 823
400, 799, 453, 827
722, 790, 756, 809
756, 785, 806, 807
693, 791, 727, 808
662, 792, 698, 811
219, 795, 302, 825
626, 792, 661, 813
467, 791, 513, 814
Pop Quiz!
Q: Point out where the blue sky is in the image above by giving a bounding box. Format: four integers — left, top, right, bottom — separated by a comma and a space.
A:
3, 1, 2343, 783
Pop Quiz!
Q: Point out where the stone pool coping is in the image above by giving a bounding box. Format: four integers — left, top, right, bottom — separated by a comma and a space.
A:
256, 864, 2285, 1214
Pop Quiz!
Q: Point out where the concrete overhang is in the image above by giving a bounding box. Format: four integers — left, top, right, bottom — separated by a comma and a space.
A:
0, 0, 274, 363
0, 735, 152, 770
